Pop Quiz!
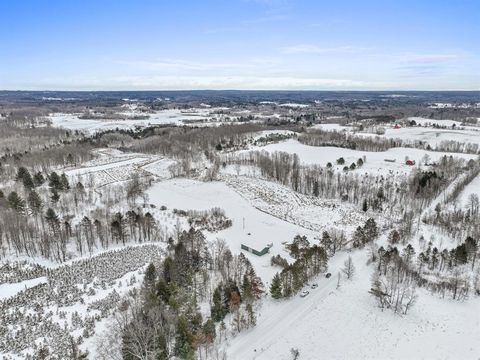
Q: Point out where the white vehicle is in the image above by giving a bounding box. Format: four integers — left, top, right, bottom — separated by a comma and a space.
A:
311, 283, 318, 289
300, 290, 309, 298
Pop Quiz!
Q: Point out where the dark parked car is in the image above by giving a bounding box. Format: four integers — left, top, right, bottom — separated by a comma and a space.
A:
325, 273, 332, 278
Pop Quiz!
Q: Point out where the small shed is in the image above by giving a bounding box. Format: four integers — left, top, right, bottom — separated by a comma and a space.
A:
241, 243, 273, 256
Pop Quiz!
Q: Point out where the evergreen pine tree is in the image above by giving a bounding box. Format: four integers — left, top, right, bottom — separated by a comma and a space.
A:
33, 172, 45, 186
28, 190, 43, 216
352, 226, 366, 248
45, 208, 60, 235
16, 166, 29, 182
362, 199, 368, 212
51, 189, 60, 204
241, 273, 253, 302
211, 286, 226, 321
202, 319, 216, 343
174, 315, 194, 359
321, 231, 332, 253
22, 171, 35, 190
7, 191, 26, 214
49, 172, 61, 190
144, 263, 157, 291
270, 273, 283, 299
363, 218, 379, 243
60, 173, 70, 190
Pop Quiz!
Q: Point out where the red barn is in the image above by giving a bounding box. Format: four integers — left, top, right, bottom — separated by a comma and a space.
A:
405, 160, 415, 166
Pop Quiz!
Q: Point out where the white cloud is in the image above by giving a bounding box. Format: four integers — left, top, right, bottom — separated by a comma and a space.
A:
4, 52, 477, 91
103, 75, 375, 90
6, 73, 479, 91
281, 44, 366, 54
399, 53, 463, 63
118, 59, 240, 71
203, 13, 288, 34
393, 52, 465, 77
12, 75, 380, 91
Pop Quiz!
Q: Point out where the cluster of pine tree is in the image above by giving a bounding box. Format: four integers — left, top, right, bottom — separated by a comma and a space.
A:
417, 237, 477, 274
120, 229, 264, 359
270, 235, 328, 299
352, 218, 379, 248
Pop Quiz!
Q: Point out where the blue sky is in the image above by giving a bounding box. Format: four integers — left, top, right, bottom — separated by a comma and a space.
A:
0, 0, 479, 90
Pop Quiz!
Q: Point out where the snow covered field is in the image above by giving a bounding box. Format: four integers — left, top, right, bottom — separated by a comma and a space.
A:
63, 149, 176, 187
222, 175, 367, 234
48, 107, 231, 133
456, 173, 480, 209
241, 139, 476, 175
226, 249, 480, 360
279, 103, 310, 108
0, 276, 47, 300
408, 117, 463, 127
381, 127, 480, 148
258, 102, 309, 108
311, 123, 351, 132
314, 117, 480, 150
147, 178, 315, 281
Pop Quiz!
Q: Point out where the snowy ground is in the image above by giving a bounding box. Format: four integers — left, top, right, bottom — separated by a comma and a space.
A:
0, 277, 47, 300
358, 117, 480, 149
313, 117, 480, 150
4, 169, 478, 359
63, 148, 176, 188
381, 127, 480, 148
278, 103, 310, 108
146, 175, 372, 283
3, 124, 480, 359
457, 173, 480, 209
311, 123, 351, 132
48, 107, 233, 133
222, 174, 367, 234
147, 178, 316, 281
225, 249, 480, 360
408, 117, 463, 128
241, 139, 476, 176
